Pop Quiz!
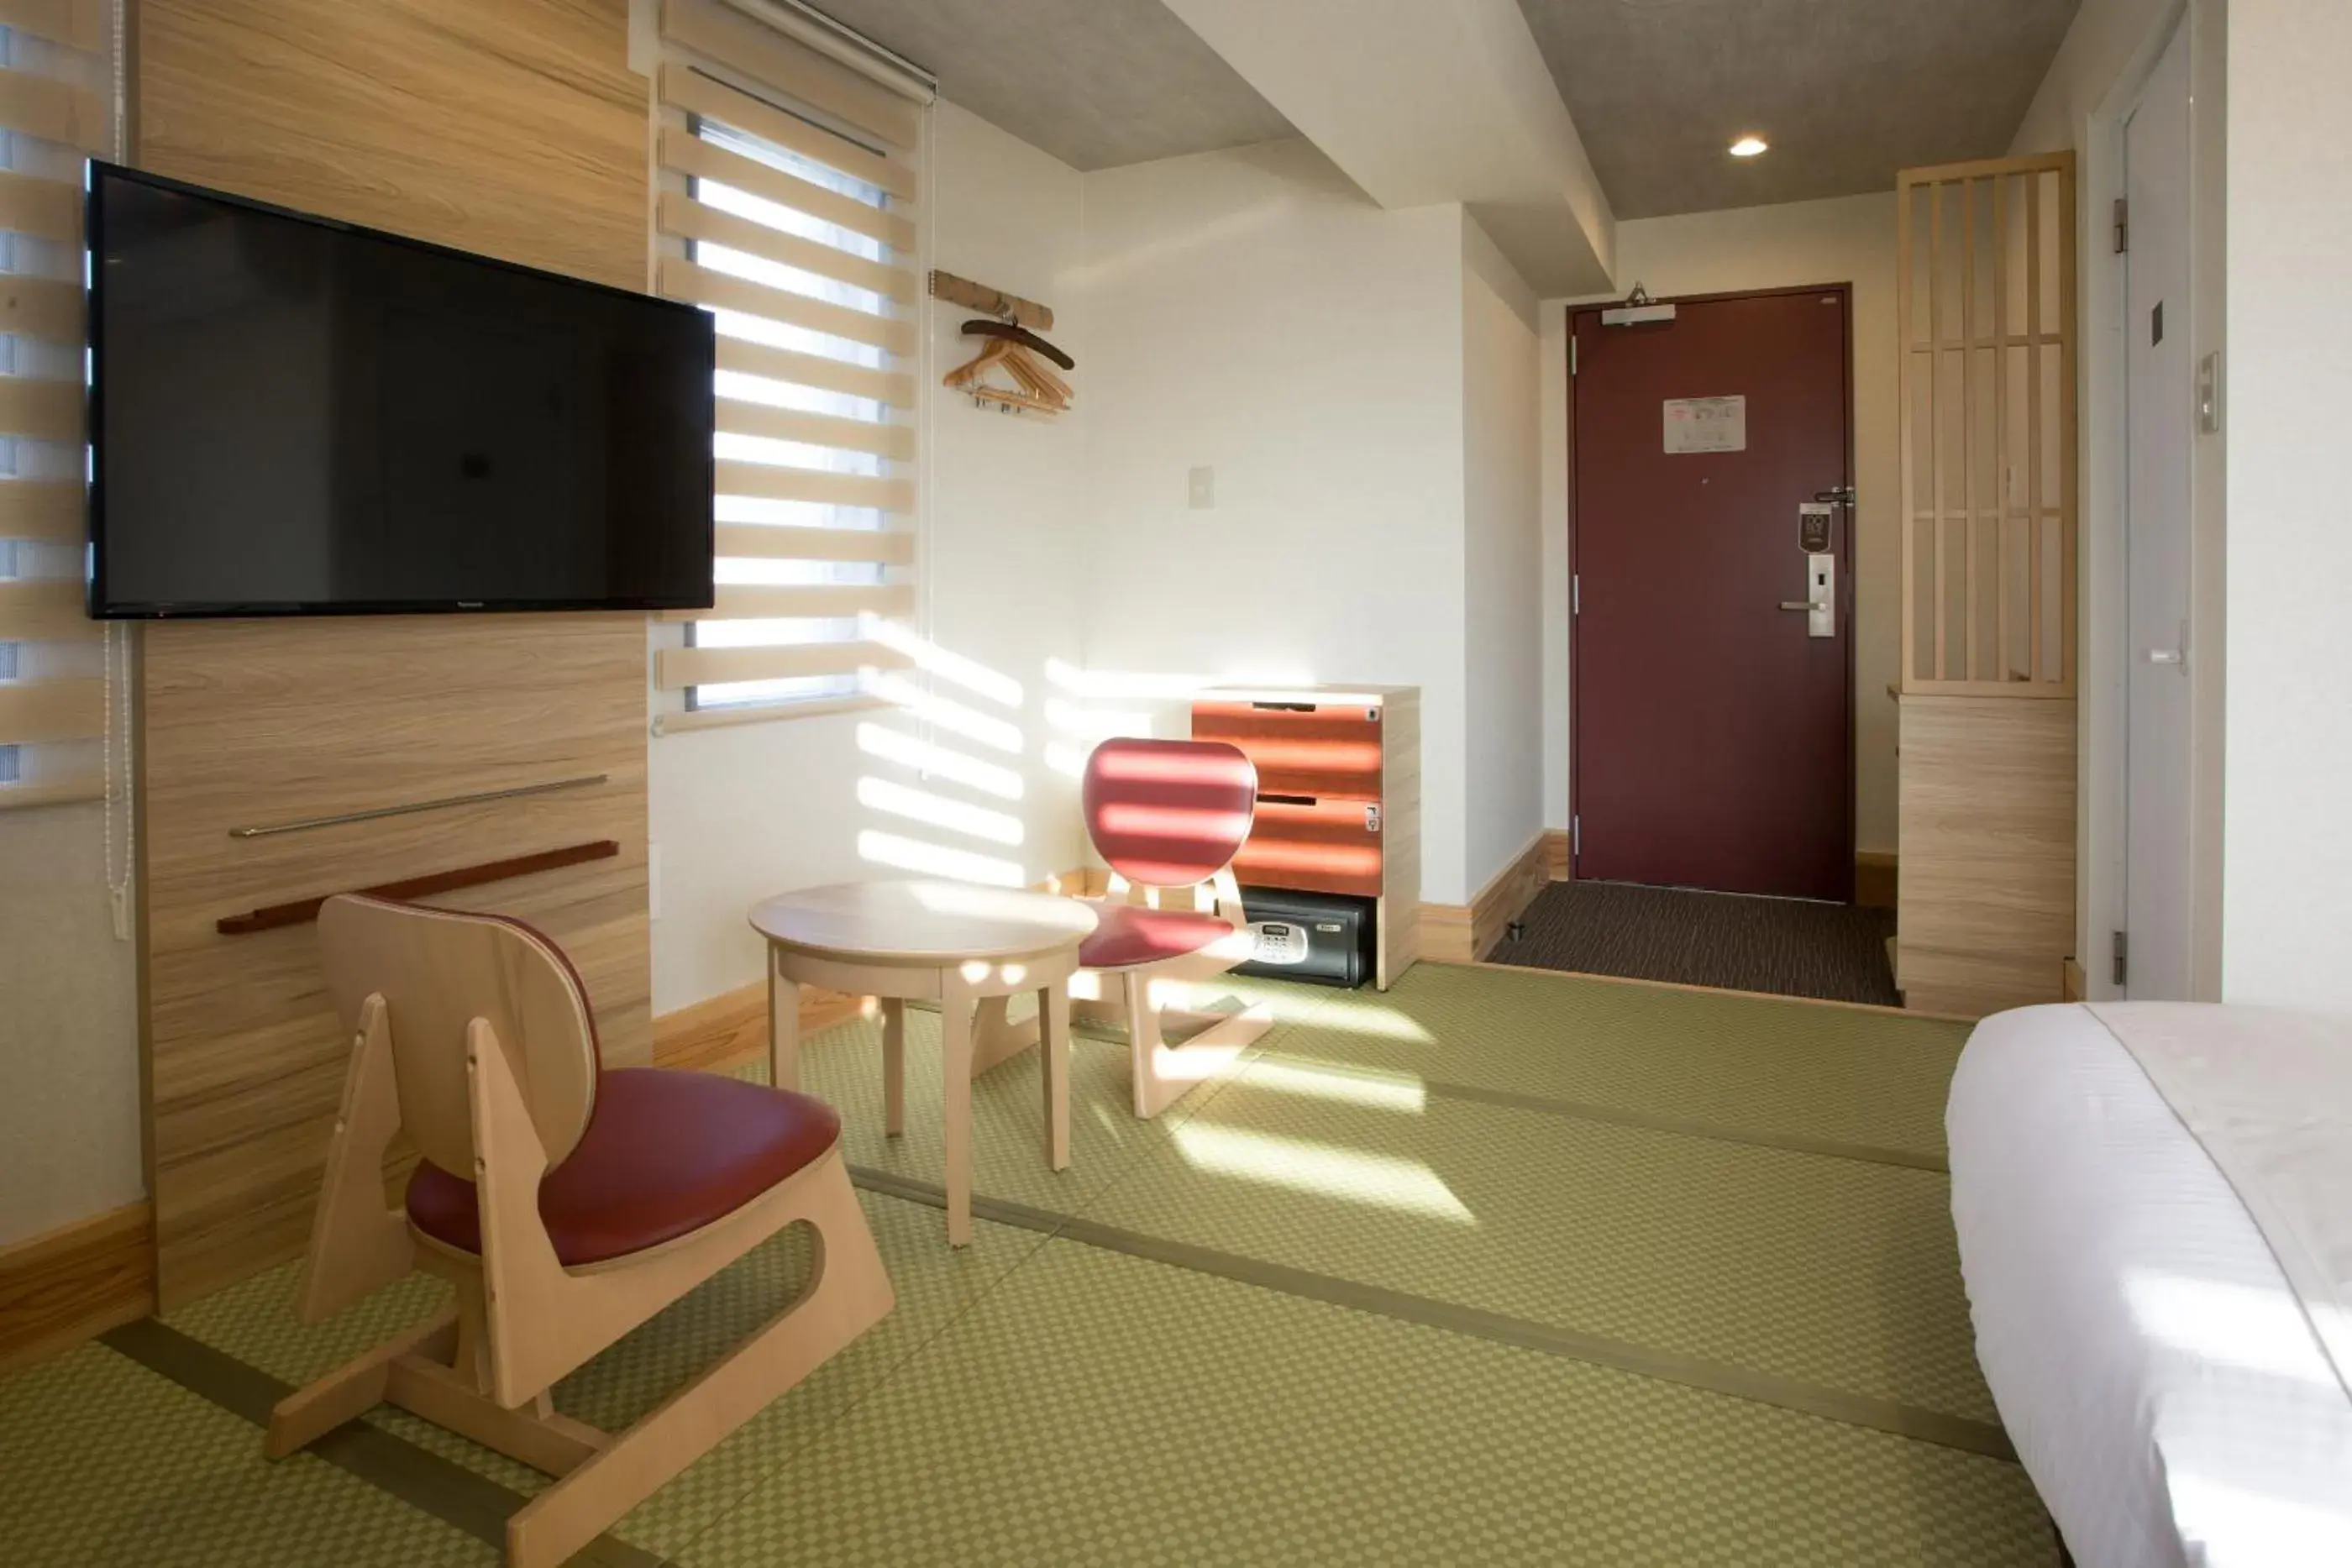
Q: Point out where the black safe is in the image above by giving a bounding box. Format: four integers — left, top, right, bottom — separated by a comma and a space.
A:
1231, 886, 1376, 989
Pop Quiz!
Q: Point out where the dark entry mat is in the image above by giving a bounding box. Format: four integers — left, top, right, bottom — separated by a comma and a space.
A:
1487, 881, 1900, 1008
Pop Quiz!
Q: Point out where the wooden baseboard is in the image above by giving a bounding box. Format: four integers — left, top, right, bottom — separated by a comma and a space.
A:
1541, 828, 1571, 882
2062, 957, 2087, 1003
1855, 850, 1898, 910
1421, 831, 1551, 966
0, 1202, 156, 1374
652, 982, 864, 1074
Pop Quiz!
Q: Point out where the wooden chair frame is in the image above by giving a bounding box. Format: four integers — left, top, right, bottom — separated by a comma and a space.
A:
1074, 866, 1273, 1120
270, 924, 893, 1568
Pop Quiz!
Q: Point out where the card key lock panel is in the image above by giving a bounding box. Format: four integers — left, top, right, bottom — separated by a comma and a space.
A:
1779, 505, 1836, 638
1804, 553, 1835, 637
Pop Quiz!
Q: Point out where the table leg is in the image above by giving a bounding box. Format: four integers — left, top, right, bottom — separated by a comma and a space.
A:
1038, 981, 1070, 1172
939, 974, 975, 1248
879, 998, 906, 1137
767, 950, 801, 1093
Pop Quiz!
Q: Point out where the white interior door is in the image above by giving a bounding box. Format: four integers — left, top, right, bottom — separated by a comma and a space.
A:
2122, 24, 2194, 999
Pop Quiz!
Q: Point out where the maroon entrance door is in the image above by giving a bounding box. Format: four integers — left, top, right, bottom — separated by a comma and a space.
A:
1571, 286, 1854, 901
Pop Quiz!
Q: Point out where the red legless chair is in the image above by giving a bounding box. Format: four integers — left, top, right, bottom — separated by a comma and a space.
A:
1075, 737, 1275, 1118
268, 895, 894, 1568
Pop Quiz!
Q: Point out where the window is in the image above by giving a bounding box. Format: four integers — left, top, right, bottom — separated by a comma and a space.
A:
0, 6, 110, 807
649, 1, 927, 730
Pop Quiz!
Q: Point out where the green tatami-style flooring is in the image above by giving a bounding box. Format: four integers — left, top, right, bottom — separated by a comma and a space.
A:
0, 965, 2052, 1566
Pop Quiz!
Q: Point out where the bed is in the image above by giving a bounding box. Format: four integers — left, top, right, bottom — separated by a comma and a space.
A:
1947, 1003, 2352, 1568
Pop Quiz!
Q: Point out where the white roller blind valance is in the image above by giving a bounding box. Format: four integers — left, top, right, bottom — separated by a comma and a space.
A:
652, 0, 927, 727
0, 1, 108, 806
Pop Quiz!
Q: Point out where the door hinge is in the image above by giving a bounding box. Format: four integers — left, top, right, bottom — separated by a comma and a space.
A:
1570, 336, 1578, 376
1572, 815, 1580, 860
1572, 574, 1580, 616
2112, 930, 2129, 988
2113, 197, 2129, 254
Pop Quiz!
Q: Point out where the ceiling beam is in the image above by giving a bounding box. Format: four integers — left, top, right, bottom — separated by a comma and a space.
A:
1161, 0, 1615, 296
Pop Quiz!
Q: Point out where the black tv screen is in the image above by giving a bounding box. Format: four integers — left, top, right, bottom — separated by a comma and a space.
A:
87, 163, 715, 616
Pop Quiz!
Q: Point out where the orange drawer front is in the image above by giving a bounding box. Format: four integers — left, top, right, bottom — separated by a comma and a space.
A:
1232, 795, 1383, 899
1192, 700, 1385, 799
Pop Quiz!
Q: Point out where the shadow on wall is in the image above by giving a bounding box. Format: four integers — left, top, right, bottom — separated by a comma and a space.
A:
839, 623, 1315, 887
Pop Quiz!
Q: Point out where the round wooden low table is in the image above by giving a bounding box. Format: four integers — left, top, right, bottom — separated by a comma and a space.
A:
748, 878, 1099, 1246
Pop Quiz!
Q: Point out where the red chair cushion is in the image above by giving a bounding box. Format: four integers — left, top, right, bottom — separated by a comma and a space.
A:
1079, 903, 1234, 970
407, 1067, 840, 1266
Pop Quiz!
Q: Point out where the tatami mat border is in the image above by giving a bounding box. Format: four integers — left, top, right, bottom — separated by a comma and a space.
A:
846, 1167, 2013, 1462
74, 1162, 2012, 1568
1250, 1051, 1952, 1172
101, 1319, 663, 1568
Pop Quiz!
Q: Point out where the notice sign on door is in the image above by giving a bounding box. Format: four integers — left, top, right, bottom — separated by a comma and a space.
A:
1663, 396, 1746, 454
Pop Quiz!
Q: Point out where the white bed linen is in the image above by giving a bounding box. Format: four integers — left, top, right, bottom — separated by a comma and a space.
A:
2088, 1002, 2352, 1391
1948, 1004, 2352, 1568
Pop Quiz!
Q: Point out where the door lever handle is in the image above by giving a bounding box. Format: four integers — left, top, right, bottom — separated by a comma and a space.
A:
1778, 600, 1816, 611
2145, 648, 2185, 666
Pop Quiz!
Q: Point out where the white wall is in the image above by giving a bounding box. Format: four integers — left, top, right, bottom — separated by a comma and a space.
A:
648, 101, 1090, 1012
1074, 139, 1485, 900
2221, 0, 2352, 1011
1460, 216, 1545, 886
0, 805, 143, 1245
1539, 191, 1903, 854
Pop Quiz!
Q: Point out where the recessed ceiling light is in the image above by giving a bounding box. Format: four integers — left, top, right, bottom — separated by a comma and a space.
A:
1729, 135, 1769, 159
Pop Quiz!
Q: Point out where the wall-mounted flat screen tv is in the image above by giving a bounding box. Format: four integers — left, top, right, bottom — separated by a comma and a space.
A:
86, 162, 715, 617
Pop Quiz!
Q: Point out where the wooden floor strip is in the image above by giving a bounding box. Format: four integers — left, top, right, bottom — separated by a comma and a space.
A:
100, 1319, 665, 1568
845, 1166, 2013, 1463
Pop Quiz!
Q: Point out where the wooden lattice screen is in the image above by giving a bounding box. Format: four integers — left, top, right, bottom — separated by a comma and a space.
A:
1897, 153, 2077, 695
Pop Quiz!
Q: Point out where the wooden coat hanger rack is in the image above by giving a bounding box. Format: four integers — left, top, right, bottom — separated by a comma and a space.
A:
932, 270, 1074, 417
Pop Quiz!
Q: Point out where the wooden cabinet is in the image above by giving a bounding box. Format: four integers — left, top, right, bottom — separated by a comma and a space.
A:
1233, 795, 1384, 899
1896, 695, 2076, 1017
1891, 153, 2080, 1019
1191, 685, 1419, 990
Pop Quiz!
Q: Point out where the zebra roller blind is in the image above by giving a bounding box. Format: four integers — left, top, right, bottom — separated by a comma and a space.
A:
650, 0, 927, 729
0, 0, 108, 806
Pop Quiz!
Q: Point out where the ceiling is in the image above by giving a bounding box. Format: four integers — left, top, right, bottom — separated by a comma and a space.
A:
806, 0, 1294, 171
1516, 0, 2081, 218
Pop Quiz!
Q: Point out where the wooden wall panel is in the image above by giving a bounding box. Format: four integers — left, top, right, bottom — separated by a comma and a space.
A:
141, 616, 651, 1302
134, 0, 654, 1308
135, 0, 648, 292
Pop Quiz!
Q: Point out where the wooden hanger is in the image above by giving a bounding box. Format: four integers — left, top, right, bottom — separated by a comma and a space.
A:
961, 319, 1074, 370
944, 318, 1073, 415
944, 336, 1011, 387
